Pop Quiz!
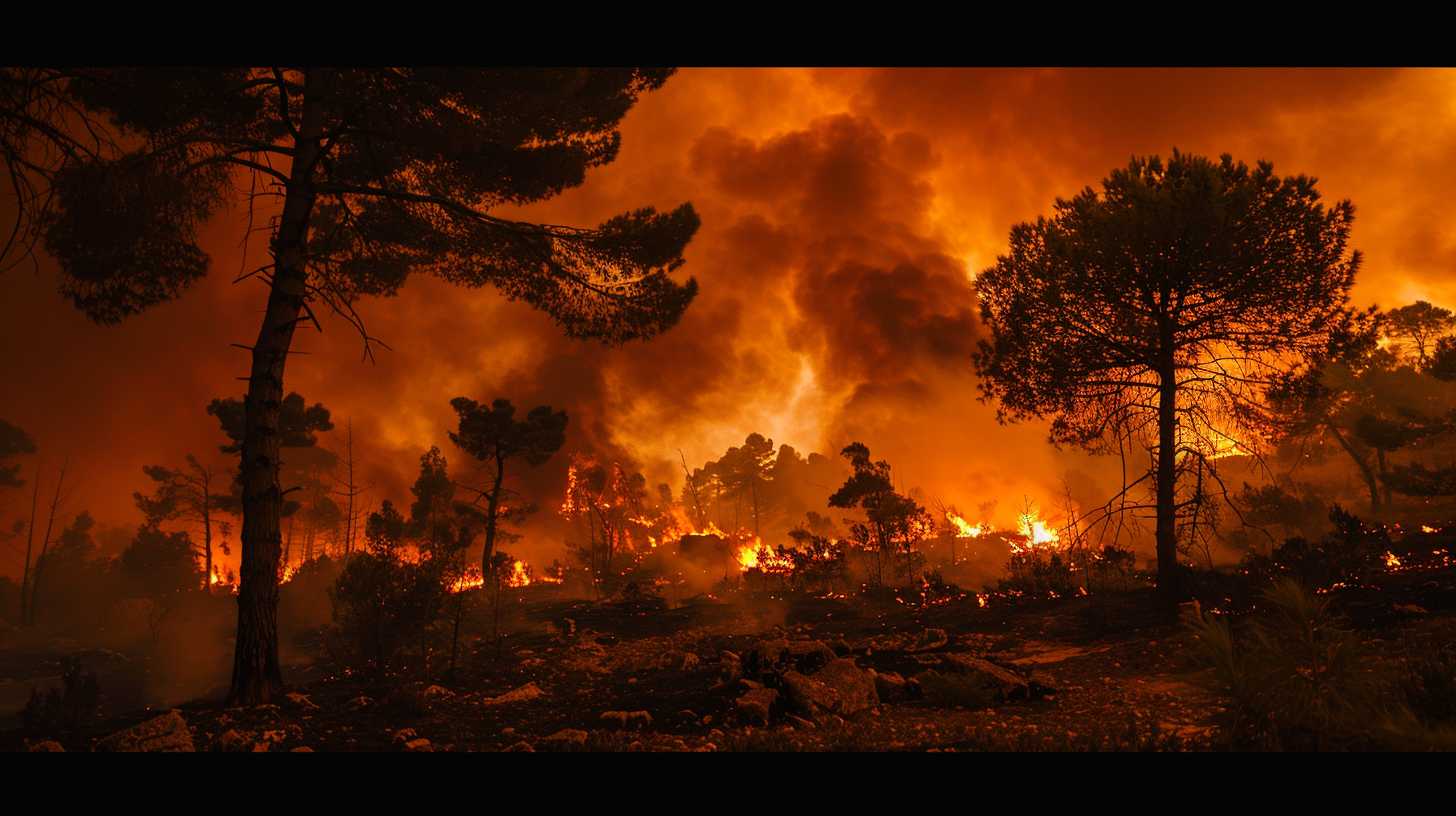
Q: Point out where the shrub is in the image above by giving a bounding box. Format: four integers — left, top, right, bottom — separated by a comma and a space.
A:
22, 657, 102, 739
1188, 579, 1400, 750
331, 552, 448, 674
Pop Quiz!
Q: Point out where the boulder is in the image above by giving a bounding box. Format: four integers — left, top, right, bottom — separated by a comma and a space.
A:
503, 740, 535, 752
422, 684, 454, 701
95, 710, 195, 752
284, 692, 320, 712
940, 653, 1031, 701
214, 729, 251, 752
719, 650, 743, 683
539, 728, 589, 751
391, 728, 419, 746
27, 740, 65, 752
290, 746, 315, 752
874, 670, 910, 701
735, 687, 778, 725
403, 738, 434, 752
680, 652, 701, 671
782, 658, 878, 718
482, 682, 545, 706
743, 639, 836, 677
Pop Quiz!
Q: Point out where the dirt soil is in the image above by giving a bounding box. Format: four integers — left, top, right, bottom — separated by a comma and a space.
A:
8, 569, 1455, 752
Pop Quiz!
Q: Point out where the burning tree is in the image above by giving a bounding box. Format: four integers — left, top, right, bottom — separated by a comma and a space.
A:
975, 151, 1361, 596
447, 397, 568, 579
827, 443, 934, 585
560, 455, 648, 593
37, 68, 699, 704
134, 455, 229, 590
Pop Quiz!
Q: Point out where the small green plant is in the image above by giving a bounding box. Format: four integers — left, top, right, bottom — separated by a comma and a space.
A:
1186, 578, 1403, 750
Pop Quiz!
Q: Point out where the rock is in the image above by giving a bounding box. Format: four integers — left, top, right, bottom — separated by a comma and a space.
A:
737, 678, 764, 691
786, 714, 816, 730
1028, 670, 1058, 696
552, 617, 577, 639
540, 728, 589, 750
911, 628, 949, 652
503, 740, 535, 752
482, 681, 545, 706
874, 670, 910, 701
392, 728, 418, 746
743, 639, 836, 677
95, 710, 195, 752
422, 684, 454, 700
290, 746, 315, 752
284, 692, 320, 712
681, 652, 701, 671
782, 658, 878, 718
214, 729, 251, 752
940, 653, 1031, 701
736, 687, 778, 725
27, 740, 65, 752
719, 650, 743, 683
600, 710, 653, 730
255, 728, 290, 751
403, 738, 434, 752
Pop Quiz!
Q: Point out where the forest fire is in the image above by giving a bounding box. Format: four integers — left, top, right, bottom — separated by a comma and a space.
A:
6, 66, 1456, 754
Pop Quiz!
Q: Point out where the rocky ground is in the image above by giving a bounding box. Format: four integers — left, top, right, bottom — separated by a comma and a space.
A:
8, 569, 1456, 752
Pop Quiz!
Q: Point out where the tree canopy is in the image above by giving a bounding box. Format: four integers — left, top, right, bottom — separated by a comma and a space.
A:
975, 150, 1361, 593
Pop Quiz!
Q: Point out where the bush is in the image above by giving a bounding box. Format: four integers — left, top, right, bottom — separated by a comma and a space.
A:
1000, 550, 1078, 598
22, 657, 102, 739
1186, 578, 1422, 750
330, 552, 448, 675
1240, 505, 1388, 590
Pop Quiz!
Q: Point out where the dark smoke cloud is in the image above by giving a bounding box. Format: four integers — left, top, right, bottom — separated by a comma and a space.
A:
4, 68, 1454, 575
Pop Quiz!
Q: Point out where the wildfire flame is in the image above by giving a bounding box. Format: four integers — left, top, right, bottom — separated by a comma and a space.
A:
1011, 509, 1061, 553
507, 560, 532, 588
736, 541, 795, 574
946, 511, 987, 538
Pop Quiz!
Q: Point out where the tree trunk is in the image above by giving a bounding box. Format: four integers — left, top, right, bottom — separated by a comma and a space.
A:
481, 450, 504, 579
1326, 421, 1380, 513
28, 460, 66, 626
202, 472, 213, 592
19, 464, 41, 624
1376, 448, 1392, 508
1154, 359, 1181, 599
228, 71, 325, 705
750, 480, 759, 538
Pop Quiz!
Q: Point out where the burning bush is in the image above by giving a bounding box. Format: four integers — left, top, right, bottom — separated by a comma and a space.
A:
1239, 505, 1389, 590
